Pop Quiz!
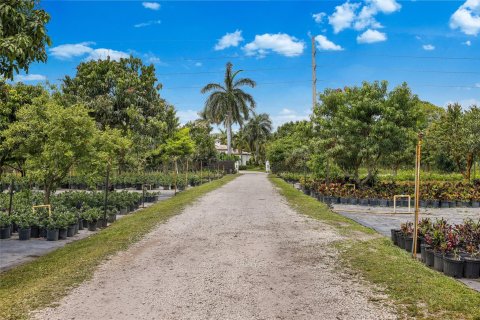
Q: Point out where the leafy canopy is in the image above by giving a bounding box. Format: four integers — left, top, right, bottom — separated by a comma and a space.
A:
0, 0, 51, 79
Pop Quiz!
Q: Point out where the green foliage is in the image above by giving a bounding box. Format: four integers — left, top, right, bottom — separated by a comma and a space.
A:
243, 113, 272, 164
80, 208, 102, 223
185, 120, 216, 161
312, 81, 421, 185
0, 0, 51, 79
267, 121, 315, 173
426, 104, 480, 180
201, 62, 256, 155
0, 212, 11, 227
2, 90, 99, 203
161, 128, 195, 159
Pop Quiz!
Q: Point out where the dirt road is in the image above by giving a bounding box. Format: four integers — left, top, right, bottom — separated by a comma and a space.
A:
34, 172, 395, 320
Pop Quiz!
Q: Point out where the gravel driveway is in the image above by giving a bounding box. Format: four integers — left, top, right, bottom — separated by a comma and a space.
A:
33, 172, 395, 320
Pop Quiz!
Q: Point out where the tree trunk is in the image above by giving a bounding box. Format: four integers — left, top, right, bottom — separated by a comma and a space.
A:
226, 119, 232, 156
44, 182, 52, 205
465, 152, 473, 181
174, 159, 178, 195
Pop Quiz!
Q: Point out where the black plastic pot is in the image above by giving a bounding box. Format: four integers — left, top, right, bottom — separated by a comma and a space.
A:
420, 244, 431, 262
380, 199, 389, 207
404, 237, 413, 253
18, 227, 31, 241
420, 200, 427, 208
397, 233, 405, 249
348, 198, 358, 205
67, 225, 76, 237
46, 229, 59, 241
30, 225, 40, 238
88, 221, 97, 232
0, 227, 11, 239
463, 257, 480, 279
78, 219, 84, 230
360, 199, 369, 206
120, 208, 128, 215
443, 255, 464, 278
340, 197, 349, 204
391, 229, 400, 245
59, 228, 67, 240
440, 201, 449, 208
472, 201, 480, 208
425, 249, 434, 267
433, 252, 444, 272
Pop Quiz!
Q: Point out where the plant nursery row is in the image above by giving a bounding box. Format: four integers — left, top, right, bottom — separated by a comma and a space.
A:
391, 218, 480, 279
0, 174, 223, 241
278, 173, 480, 208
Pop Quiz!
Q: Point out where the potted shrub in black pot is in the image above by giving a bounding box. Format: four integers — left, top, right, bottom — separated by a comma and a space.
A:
14, 209, 36, 241
0, 212, 12, 239
463, 246, 480, 279
442, 228, 464, 278
44, 218, 59, 241
401, 222, 414, 253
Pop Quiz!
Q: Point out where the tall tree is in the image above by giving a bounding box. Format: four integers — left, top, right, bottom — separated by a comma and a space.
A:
201, 62, 256, 155
2, 91, 98, 204
427, 104, 480, 180
0, 81, 45, 174
0, 0, 51, 79
244, 113, 272, 164
312, 81, 421, 185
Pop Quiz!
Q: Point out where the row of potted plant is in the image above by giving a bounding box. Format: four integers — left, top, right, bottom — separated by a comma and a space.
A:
296, 179, 480, 207
391, 218, 480, 279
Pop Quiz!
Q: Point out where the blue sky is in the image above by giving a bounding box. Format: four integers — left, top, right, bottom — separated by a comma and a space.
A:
16, 0, 480, 127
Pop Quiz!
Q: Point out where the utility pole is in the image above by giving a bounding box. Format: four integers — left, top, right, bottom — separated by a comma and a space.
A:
311, 35, 317, 110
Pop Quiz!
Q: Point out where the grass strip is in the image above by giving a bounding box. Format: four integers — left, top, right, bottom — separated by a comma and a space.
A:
270, 176, 480, 320
0, 174, 238, 320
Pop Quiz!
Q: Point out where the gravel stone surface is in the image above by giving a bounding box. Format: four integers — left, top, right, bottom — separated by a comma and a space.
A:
33, 172, 396, 320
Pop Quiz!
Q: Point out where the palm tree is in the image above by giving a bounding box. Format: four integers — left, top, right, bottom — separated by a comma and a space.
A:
244, 113, 272, 163
233, 128, 249, 164
201, 62, 256, 155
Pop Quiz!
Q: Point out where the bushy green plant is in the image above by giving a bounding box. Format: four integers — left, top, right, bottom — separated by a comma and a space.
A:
0, 212, 11, 228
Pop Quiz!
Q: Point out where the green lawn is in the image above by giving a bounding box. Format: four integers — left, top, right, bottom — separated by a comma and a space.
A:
270, 176, 480, 320
0, 174, 238, 320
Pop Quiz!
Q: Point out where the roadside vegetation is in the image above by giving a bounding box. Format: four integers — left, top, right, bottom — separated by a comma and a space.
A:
270, 176, 480, 320
0, 174, 238, 320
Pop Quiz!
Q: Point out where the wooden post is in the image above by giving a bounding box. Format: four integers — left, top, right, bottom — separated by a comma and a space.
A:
103, 165, 110, 225
185, 159, 189, 187
412, 132, 423, 258
174, 159, 178, 195
8, 178, 14, 216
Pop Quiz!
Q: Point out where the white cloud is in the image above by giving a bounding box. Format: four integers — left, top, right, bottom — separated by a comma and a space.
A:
422, 44, 435, 51
87, 49, 129, 61
475, 83, 480, 88
464, 40, 472, 46
49, 42, 94, 59
315, 35, 344, 51
142, 2, 160, 10
134, 20, 161, 28
50, 42, 129, 61
312, 12, 327, 23
14, 74, 47, 82
328, 0, 400, 33
214, 30, 244, 50
243, 33, 305, 57
329, 2, 360, 33
357, 29, 387, 43
177, 109, 200, 124
450, 0, 480, 35
272, 108, 309, 128
195, 62, 202, 67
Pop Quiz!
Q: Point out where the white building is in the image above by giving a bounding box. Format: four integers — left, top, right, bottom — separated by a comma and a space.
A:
215, 141, 252, 166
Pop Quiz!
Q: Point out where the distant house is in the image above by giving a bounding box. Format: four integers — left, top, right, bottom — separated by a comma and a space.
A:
215, 141, 251, 165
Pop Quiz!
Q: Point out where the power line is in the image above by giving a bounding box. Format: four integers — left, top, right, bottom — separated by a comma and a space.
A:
316, 51, 480, 61
163, 80, 313, 90
156, 66, 307, 76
